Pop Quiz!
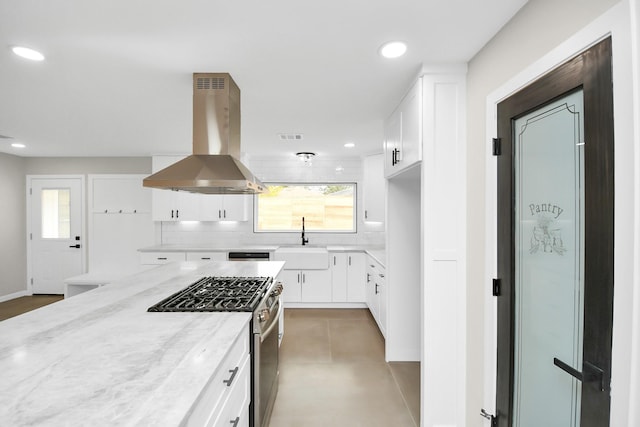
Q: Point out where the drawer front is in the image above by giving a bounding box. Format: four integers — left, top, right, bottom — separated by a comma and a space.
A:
140, 252, 186, 265
185, 328, 250, 426
185, 252, 227, 262
208, 355, 250, 427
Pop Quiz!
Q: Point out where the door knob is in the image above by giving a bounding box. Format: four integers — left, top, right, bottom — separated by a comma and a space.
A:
69, 244, 81, 248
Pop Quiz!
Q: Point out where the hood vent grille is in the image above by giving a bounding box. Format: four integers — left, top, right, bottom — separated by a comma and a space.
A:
196, 76, 225, 90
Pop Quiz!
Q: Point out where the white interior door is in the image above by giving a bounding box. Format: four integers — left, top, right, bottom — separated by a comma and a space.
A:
30, 177, 84, 294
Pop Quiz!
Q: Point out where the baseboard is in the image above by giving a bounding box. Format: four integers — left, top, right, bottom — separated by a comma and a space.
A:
0, 290, 29, 303
283, 302, 368, 309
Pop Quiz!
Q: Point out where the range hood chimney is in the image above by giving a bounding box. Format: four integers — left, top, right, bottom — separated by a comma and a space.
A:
143, 73, 266, 194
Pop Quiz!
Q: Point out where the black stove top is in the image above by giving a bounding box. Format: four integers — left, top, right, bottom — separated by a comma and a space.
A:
147, 276, 273, 312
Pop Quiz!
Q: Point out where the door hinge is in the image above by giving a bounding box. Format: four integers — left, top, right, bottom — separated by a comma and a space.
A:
480, 409, 497, 426
492, 278, 501, 296
492, 138, 501, 156
30, 278, 33, 285
30, 233, 32, 240
29, 188, 32, 195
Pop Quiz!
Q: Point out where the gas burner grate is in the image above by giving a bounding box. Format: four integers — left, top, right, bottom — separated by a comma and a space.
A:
147, 276, 272, 312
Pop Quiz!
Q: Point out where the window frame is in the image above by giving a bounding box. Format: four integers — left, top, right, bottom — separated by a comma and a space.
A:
253, 182, 358, 234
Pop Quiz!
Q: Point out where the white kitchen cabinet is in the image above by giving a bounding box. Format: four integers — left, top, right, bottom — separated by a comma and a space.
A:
362, 154, 385, 223
384, 78, 422, 178
184, 326, 250, 427
366, 255, 386, 337
199, 195, 250, 222
330, 252, 366, 303
151, 156, 250, 222
151, 156, 201, 221
140, 251, 187, 265
281, 269, 331, 303
186, 252, 228, 262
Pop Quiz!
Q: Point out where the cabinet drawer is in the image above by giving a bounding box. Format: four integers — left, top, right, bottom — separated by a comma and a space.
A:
208, 355, 250, 427
185, 329, 250, 426
139, 252, 186, 265
185, 252, 227, 262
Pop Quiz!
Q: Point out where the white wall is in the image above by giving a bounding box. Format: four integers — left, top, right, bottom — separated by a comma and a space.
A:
467, 0, 639, 426
158, 155, 385, 247
0, 156, 152, 299
0, 153, 27, 300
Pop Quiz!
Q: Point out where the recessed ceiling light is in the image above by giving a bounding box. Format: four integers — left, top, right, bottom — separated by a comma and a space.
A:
11, 142, 26, 149
11, 46, 45, 61
379, 41, 407, 59
344, 142, 355, 148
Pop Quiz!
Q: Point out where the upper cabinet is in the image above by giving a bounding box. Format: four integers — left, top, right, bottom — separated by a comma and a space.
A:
362, 153, 385, 223
384, 78, 422, 178
151, 156, 250, 222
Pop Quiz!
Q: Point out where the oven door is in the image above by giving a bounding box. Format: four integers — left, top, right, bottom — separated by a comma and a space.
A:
253, 298, 281, 427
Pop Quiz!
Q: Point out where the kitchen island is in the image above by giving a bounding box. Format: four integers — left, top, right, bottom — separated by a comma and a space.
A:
0, 261, 284, 426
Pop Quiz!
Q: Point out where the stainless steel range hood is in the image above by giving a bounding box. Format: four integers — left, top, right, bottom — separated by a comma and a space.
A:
143, 73, 265, 194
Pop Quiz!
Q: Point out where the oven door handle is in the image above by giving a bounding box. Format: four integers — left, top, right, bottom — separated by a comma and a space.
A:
261, 300, 283, 343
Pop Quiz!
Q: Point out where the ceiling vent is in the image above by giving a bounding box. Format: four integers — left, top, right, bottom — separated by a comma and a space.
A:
278, 133, 304, 141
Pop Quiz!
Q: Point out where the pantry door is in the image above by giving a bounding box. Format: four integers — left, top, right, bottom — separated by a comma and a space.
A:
495, 38, 614, 426
29, 176, 85, 294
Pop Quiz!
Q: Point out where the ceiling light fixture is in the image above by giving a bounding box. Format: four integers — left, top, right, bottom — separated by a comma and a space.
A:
296, 152, 316, 164
11, 46, 45, 61
11, 142, 26, 149
344, 142, 355, 148
379, 41, 407, 59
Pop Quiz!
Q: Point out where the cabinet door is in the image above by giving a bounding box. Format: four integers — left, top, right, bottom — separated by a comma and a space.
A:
399, 79, 422, 169
221, 195, 249, 221
384, 78, 422, 178
362, 154, 385, 223
330, 253, 347, 302
384, 107, 402, 177
346, 253, 366, 302
366, 258, 379, 318
151, 156, 184, 221
175, 191, 201, 220
280, 270, 301, 303
376, 269, 387, 337
301, 270, 332, 302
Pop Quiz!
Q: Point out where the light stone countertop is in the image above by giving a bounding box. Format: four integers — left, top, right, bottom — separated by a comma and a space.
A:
0, 261, 284, 427
138, 244, 386, 267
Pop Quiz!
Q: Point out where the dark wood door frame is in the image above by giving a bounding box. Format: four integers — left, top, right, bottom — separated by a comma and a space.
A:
495, 37, 614, 426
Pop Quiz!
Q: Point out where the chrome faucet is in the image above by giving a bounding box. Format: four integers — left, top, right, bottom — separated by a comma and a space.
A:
301, 216, 309, 246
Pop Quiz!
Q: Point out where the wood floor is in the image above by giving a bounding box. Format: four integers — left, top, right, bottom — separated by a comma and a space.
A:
0, 295, 63, 321
271, 308, 420, 427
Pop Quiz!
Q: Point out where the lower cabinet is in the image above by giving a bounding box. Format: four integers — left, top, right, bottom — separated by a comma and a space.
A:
281, 269, 332, 303
330, 252, 366, 302
184, 325, 250, 427
366, 256, 386, 337
139, 251, 186, 265
185, 252, 227, 262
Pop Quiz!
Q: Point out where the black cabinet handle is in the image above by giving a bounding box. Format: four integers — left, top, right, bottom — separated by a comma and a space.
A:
553, 358, 606, 391
375, 283, 379, 295
157, 257, 167, 260
69, 244, 81, 248
171, 210, 174, 218
176, 209, 179, 218
230, 416, 240, 427
223, 367, 239, 387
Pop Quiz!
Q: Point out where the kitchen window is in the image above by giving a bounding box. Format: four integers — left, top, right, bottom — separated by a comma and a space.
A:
255, 183, 356, 232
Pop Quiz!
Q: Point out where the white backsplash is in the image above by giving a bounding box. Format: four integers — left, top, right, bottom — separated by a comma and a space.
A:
158, 155, 385, 247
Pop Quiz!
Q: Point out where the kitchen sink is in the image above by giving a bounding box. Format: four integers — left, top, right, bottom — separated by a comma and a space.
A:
274, 246, 329, 269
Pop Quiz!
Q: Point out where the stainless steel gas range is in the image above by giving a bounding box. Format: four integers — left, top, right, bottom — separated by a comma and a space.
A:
148, 276, 283, 427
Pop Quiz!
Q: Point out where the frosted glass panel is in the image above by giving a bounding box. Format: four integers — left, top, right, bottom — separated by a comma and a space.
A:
41, 189, 71, 239
513, 90, 584, 426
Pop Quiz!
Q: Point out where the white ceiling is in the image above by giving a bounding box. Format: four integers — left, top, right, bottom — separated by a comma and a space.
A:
0, 0, 527, 159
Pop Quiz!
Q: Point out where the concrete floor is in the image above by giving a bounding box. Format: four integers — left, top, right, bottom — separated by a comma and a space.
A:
270, 308, 419, 427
